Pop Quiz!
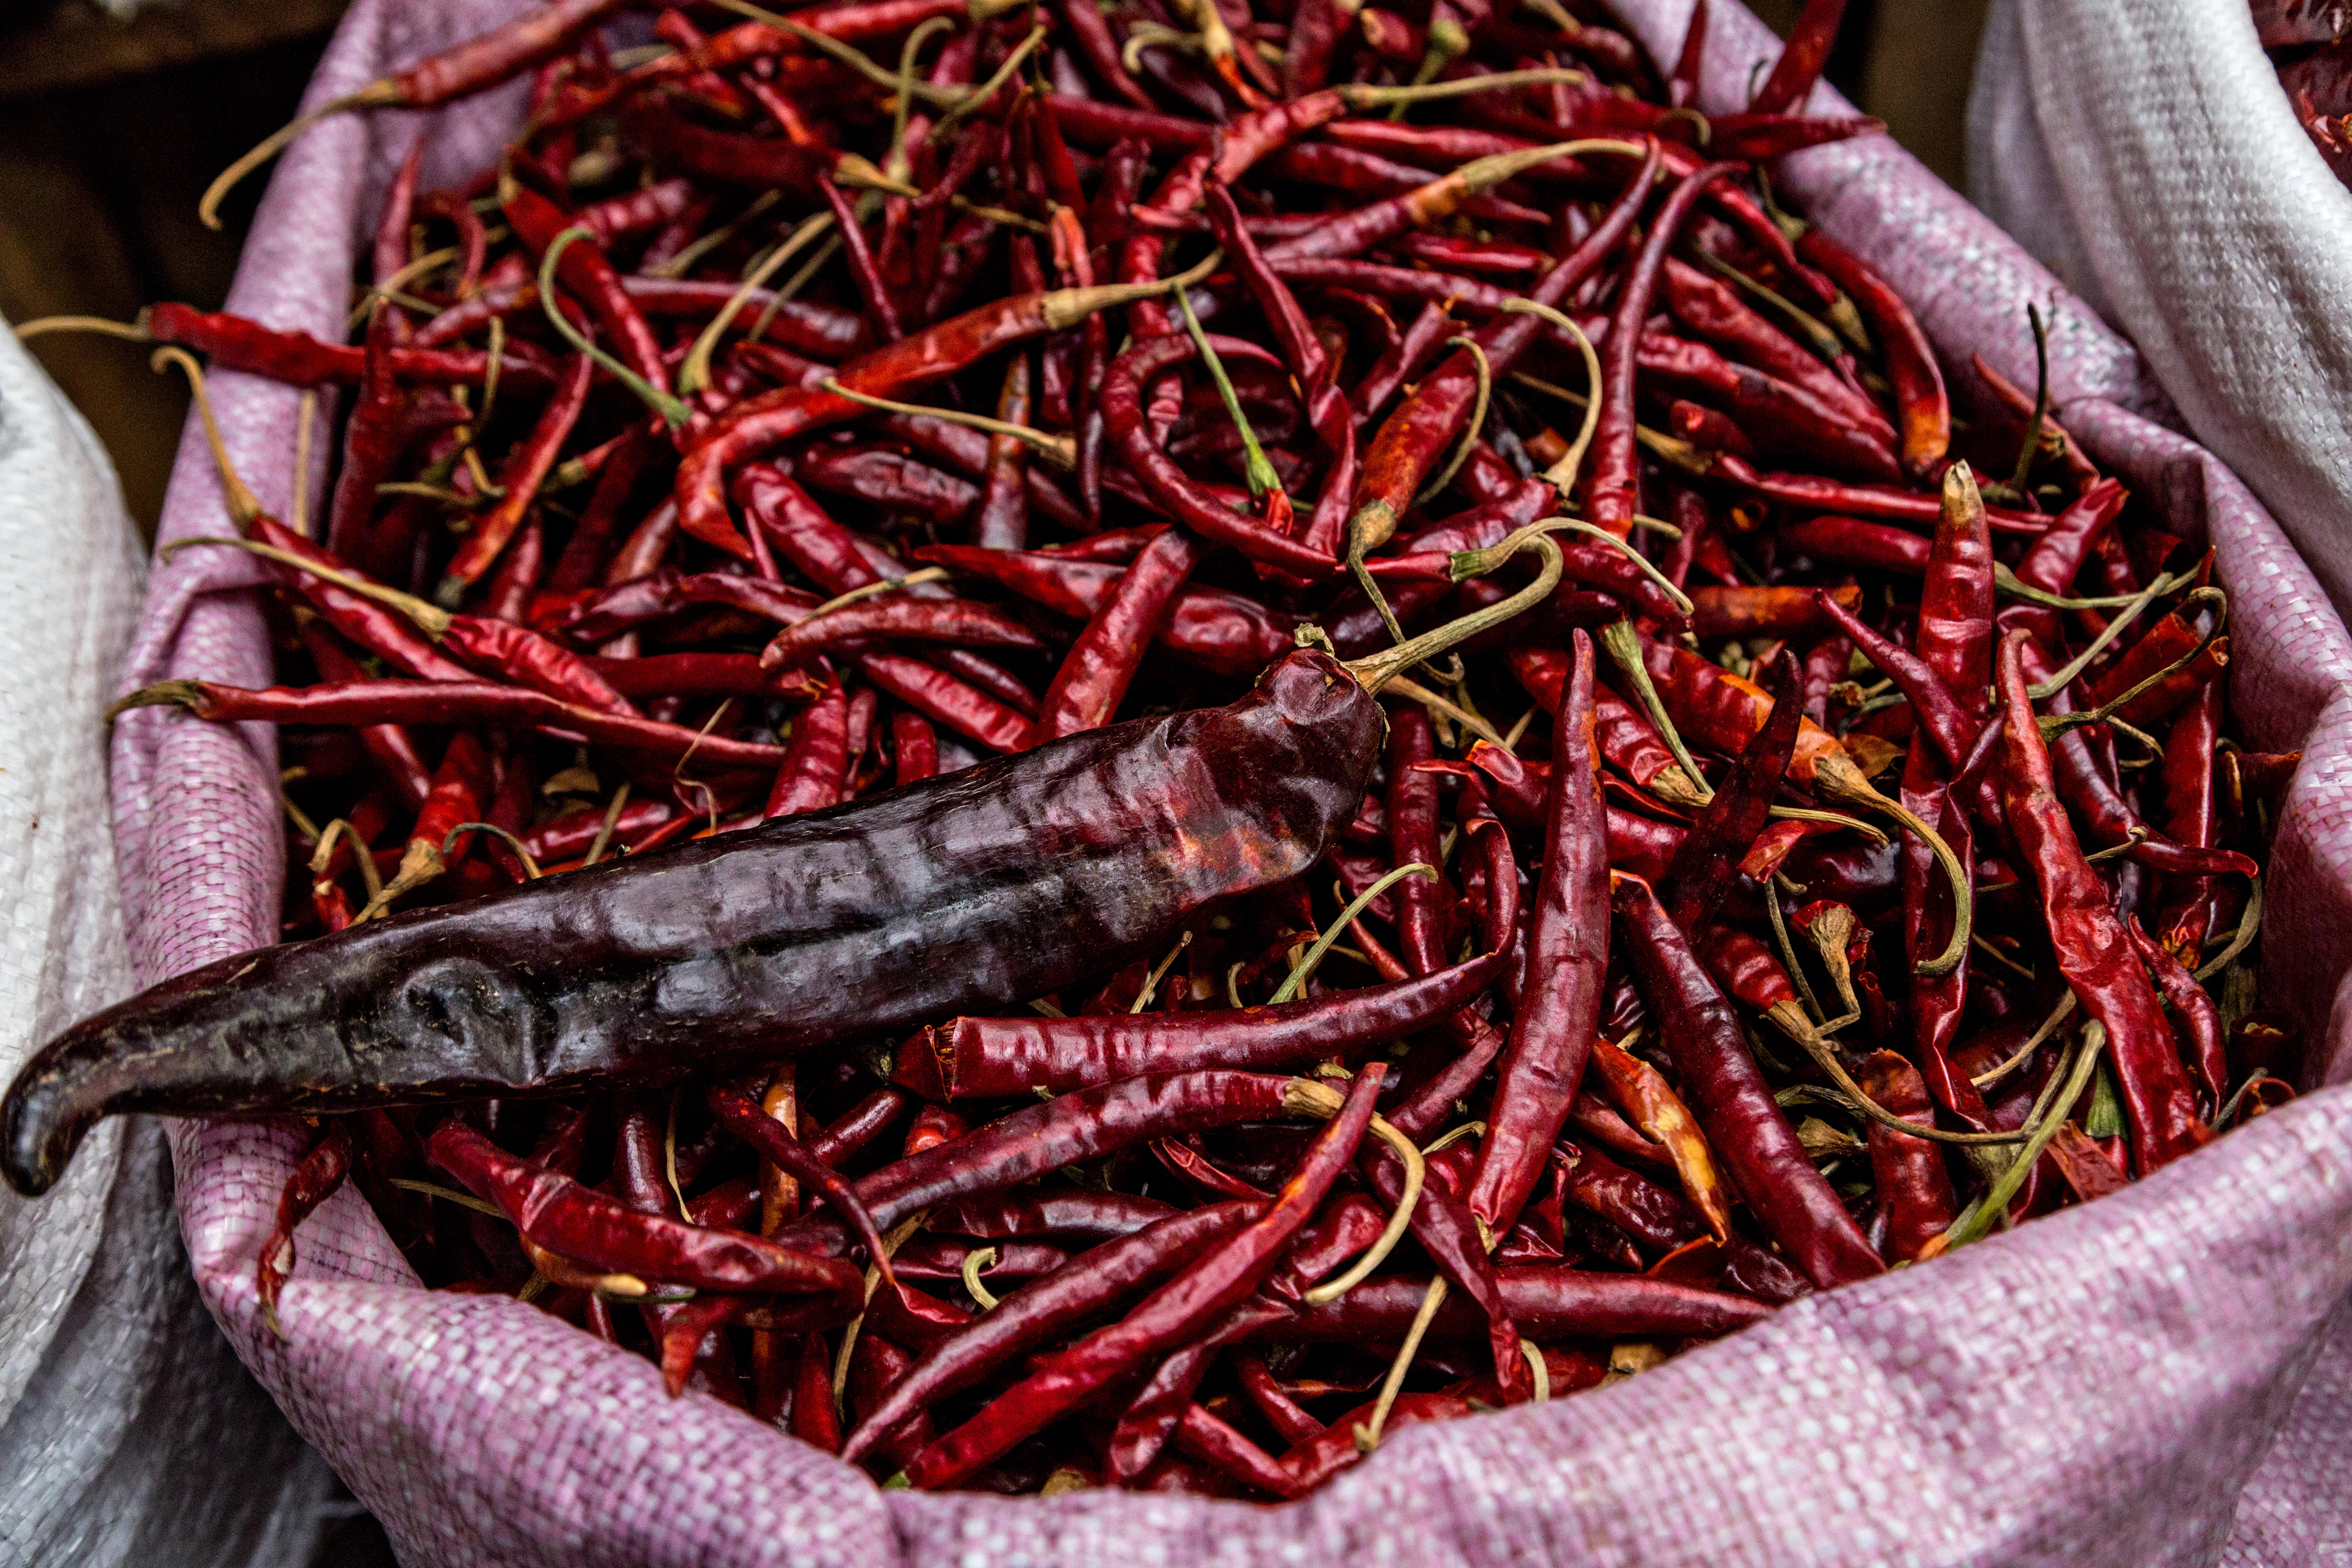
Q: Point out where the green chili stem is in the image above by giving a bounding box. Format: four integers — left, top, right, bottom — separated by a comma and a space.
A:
1174, 285, 1284, 503
1272, 864, 1436, 1004
539, 229, 692, 430
1599, 618, 1715, 804
680, 212, 835, 395
1934, 1023, 2106, 1252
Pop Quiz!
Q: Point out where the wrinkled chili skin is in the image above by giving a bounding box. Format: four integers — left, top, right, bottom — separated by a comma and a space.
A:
1614, 876, 1884, 1290
1469, 630, 1609, 1235
1994, 631, 2209, 1174
901, 952, 1502, 1099
2, 653, 1383, 1194
1272, 1266, 1773, 1341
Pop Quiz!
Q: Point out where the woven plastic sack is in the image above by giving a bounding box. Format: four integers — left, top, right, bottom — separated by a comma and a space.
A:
1967, 0, 2352, 627
0, 324, 332, 1563
120, 0, 2352, 1561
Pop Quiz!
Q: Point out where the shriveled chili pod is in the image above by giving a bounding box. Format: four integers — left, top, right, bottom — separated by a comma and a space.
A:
1613, 875, 1882, 1290
1994, 629, 2210, 1174
1468, 629, 1609, 1237
6, 650, 1401, 1192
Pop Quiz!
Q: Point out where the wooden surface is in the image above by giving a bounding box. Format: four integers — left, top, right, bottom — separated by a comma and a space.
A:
0, 0, 350, 99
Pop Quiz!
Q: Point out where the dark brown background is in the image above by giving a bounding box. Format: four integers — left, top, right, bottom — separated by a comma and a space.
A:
0, 0, 1986, 1559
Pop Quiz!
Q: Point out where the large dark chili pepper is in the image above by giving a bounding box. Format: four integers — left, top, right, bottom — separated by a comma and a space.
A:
4, 652, 1380, 1192
6, 523, 1574, 1193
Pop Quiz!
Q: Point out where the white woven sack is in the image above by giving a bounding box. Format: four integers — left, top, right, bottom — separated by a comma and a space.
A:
0, 325, 332, 1563
1967, 0, 2352, 619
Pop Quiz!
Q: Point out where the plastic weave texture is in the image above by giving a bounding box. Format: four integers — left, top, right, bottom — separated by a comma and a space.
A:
1967, 0, 2352, 628
114, 0, 2352, 1562
0, 322, 331, 1564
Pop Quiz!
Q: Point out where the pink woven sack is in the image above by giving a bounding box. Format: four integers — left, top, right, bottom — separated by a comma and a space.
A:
114, 1, 2352, 1561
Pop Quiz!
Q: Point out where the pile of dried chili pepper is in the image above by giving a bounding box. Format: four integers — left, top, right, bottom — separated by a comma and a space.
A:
5, 0, 2307, 1501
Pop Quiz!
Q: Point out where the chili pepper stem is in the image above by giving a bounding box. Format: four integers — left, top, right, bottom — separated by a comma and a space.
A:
1047, 249, 1225, 331
1174, 288, 1284, 505
1383, 675, 1505, 747
1599, 620, 1715, 805
1355, 1275, 1446, 1452
2038, 590, 2230, 742
353, 838, 445, 924
1347, 533, 1564, 694
1972, 992, 2076, 1090
1282, 1078, 1424, 1301
961, 1246, 1001, 1308
1761, 879, 1827, 1024
537, 228, 693, 436
1996, 301, 2051, 503
1509, 371, 1711, 476
13, 312, 154, 343
199, 87, 394, 231
1335, 66, 1586, 109
107, 679, 207, 723
2194, 874, 2263, 985
1499, 300, 1602, 490
1812, 753, 1973, 976
1924, 1023, 2107, 1256
1497, 519, 1693, 617
150, 348, 265, 526
2026, 575, 2197, 699
174, 535, 457, 639
925, 26, 1047, 146
820, 382, 1077, 468
1993, 564, 2167, 611
680, 212, 835, 396
1764, 1004, 2027, 1146
1772, 804, 1885, 844
708, 0, 968, 105
1272, 864, 1435, 1004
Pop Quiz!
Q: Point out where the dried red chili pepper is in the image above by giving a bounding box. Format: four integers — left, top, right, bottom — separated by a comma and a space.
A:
897, 951, 1499, 1099
1278, 1264, 1773, 1342
679, 275, 1182, 557
440, 350, 594, 604
1794, 227, 1950, 480
1469, 630, 1608, 1236
843, 1201, 1261, 1463
256, 1120, 354, 1336
1856, 1051, 1957, 1263
1348, 142, 1662, 561
428, 1122, 863, 1301
1994, 630, 2209, 1174
1659, 655, 1803, 935
1099, 332, 1339, 580
898, 1067, 1384, 1487
1588, 161, 1742, 538
1029, 527, 1208, 743
1614, 875, 1883, 1290
759, 597, 1047, 670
